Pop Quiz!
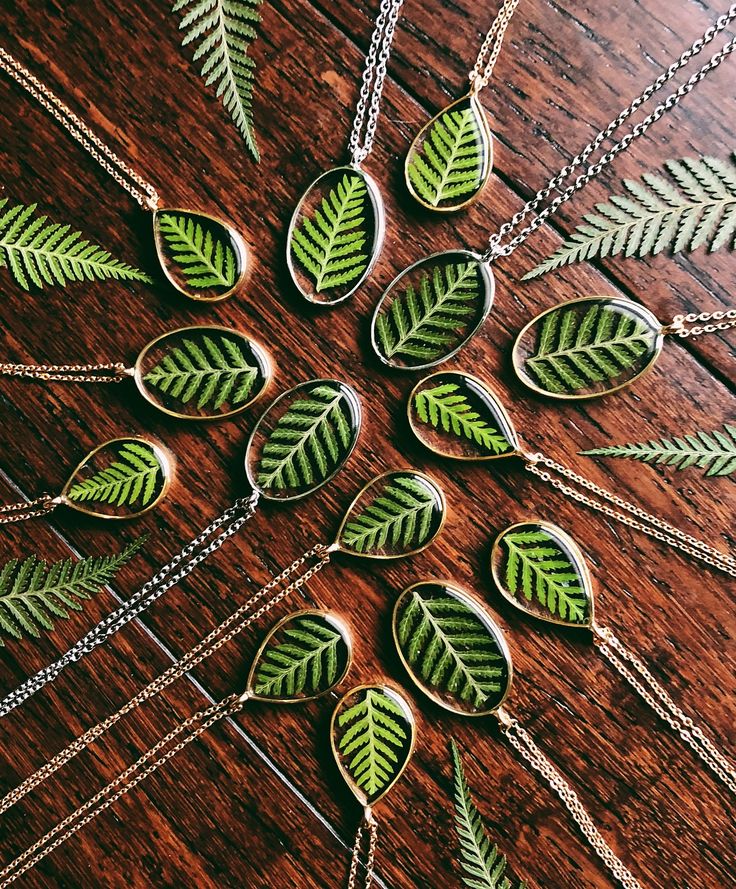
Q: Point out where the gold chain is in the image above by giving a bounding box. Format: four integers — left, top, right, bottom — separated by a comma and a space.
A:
346, 808, 378, 889
0, 46, 160, 210
0, 361, 131, 383
593, 624, 736, 794
0, 494, 59, 524
665, 309, 736, 338
469, 0, 522, 92
497, 708, 642, 889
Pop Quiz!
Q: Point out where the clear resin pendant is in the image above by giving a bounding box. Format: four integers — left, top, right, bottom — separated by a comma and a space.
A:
287, 166, 385, 305
153, 208, 247, 302
512, 296, 664, 399
370, 251, 494, 369
405, 94, 493, 212
135, 325, 271, 420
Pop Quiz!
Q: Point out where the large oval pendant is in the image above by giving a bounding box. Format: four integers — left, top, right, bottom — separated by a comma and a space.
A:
287, 166, 384, 305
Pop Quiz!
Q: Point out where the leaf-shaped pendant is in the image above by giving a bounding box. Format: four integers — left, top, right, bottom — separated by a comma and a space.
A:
331, 684, 416, 806
370, 251, 494, 369
287, 166, 385, 305
135, 325, 271, 420
512, 296, 664, 399
409, 371, 518, 460
153, 208, 247, 302
491, 522, 594, 627
335, 470, 445, 558
405, 94, 493, 212
246, 610, 352, 702
393, 581, 512, 716
61, 437, 172, 519
245, 379, 362, 500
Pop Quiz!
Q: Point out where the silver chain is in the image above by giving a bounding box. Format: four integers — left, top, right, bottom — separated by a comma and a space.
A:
483, 6, 736, 262
468, 0, 522, 93
348, 0, 405, 166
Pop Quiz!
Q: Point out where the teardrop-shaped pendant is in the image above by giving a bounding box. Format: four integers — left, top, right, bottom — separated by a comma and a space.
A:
135, 325, 271, 420
405, 93, 493, 212
393, 581, 512, 716
153, 208, 247, 302
491, 522, 594, 627
512, 296, 664, 399
371, 251, 494, 369
287, 166, 385, 305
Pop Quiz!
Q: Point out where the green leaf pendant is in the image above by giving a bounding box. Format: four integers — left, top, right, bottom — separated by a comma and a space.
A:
512, 296, 664, 399
331, 684, 416, 806
405, 94, 493, 212
153, 208, 248, 302
370, 251, 494, 369
491, 522, 594, 627
287, 166, 385, 305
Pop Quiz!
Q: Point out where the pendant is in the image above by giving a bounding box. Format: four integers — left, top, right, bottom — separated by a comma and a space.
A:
153, 208, 248, 302
512, 296, 665, 399
287, 166, 385, 305
370, 251, 494, 369
405, 93, 493, 212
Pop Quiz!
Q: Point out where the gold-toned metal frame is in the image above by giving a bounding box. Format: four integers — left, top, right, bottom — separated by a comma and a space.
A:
60, 435, 174, 520
153, 207, 249, 303
286, 165, 386, 306
334, 469, 447, 559
330, 683, 417, 808
407, 370, 520, 461
245, 609, 353, 704
392, 579, 514, 718
133, 324, 273, 421
490, 520, 596, 629
511, 295, 665, 401
370, 250, 495, 371
244, 378, 362, 502
404, 93, 494, 213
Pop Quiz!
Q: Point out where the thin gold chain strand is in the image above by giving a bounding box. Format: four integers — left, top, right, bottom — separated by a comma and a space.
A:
666, 309, 736, 338
593, 624, 736, 794
0, 543, 333, 815
0, 494, 59, 525
469, 0, 522, 92
346, 809, 378, 889
0, 47, 160, 210
0, 362, 131, 383
497, 708, 642, 889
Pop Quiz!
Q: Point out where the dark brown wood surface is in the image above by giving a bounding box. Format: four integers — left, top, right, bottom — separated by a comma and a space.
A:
0, 1, 734, 887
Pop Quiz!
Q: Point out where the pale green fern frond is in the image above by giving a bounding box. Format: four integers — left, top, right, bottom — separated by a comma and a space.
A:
67, 443, 163, 508
414, 382, 513, 454
157, 212, 237, 288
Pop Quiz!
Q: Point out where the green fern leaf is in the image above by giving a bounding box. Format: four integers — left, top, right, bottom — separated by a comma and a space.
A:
523, 152, 736, 279
0, 536, 147, 645
67, 443, 163, 507
414, 382, 513, 454
156, 212, 238, 288
290, 174, 370, 292
0, 199, 151, 292
581, 423, 736, 478
172, 0, 262, 161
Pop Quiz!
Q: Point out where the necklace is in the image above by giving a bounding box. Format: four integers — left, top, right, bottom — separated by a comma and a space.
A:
404, 0, 521, 212
0, 324, 272, 420
369, 6, 736, 370
0, 47, 248, 302
285, 0, 404, 306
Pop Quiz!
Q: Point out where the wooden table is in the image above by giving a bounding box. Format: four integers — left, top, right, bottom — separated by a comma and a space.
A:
0, 1, 734, 886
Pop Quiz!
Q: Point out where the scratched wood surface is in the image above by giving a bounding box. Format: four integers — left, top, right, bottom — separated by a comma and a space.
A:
0, 1, 734, 887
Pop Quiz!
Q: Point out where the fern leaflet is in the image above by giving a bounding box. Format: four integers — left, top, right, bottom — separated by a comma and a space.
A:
157, 212, 237, 288
67, 443, 163, 507
414, 382, 513, 454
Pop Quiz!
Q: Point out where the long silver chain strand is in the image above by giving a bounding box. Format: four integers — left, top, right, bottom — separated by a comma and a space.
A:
346, 809, 379, 889
348, 0, 405, 166
497, 708, 642, 889
0, 492, 261, 720
483, 5, 736, 263
469, 0, 522, 92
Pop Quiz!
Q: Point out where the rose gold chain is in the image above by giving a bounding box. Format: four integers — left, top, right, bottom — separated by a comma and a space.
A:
346, 808, 378, 889
0, 494, 59, 524
469, 0, 522, 92
665, 309, 736, 338
0, 362, 131, 383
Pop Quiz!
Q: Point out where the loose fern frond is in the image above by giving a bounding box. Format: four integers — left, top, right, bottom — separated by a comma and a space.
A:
157, 212, 238, 288
414, 382, 513, 454
67, 443, 163, 508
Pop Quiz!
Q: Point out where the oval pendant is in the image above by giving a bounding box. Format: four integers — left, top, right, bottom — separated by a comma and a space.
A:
370, 251, 494, 370
135, 325, 271, 420
287, 166, 385, 305
408, 371, 518, 460
405, 93, 493, 212
331, 684, 416, 806
512, 296, 664, 399
335, 470, 445, 559
153, 208, 247, 302
61, 437, 172, 519
393, 581, 512, 716
247, 610, 352, 703
491, 522, 594, 628
245, 379, 362, 501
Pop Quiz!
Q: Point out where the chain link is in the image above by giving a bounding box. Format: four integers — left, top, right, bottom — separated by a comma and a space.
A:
0, 46, 160, 210
497, 708, 642, 889
468, 0, 522, 92
346, 808, 378, 889
0, 361, 131, 383
665, 309, 736, 338
0, 494, 59, 524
